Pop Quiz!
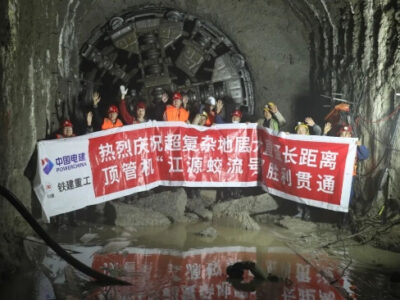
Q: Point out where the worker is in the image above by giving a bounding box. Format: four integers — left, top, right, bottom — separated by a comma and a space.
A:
339, 125, 369, 179
119, 85, 136, 124
231, 109, 242, 123
133, 102, 147, 124
339, 125, 369, 223
214, 99, 226, 124
91, 92, 123, 130
163, 92, 189, 122
293, 118, 321, 220
204, 96, 216, 126
257, 102, 286, 132
55, 120, 75, 139
295, 117, 322, 135
192, 111, 208, 126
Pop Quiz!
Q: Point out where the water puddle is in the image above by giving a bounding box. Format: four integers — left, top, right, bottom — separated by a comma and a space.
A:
2, 221, 400, 299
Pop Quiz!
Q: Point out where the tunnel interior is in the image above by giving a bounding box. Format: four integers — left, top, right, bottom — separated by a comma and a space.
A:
1, 0, 400, 294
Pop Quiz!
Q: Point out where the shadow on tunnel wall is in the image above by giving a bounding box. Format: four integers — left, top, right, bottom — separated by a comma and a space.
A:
23, 147, 43, 219
291, 92, 331, 131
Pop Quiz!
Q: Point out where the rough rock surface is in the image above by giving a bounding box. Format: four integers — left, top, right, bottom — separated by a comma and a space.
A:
212, 193, 278, 216
213, 211, 260, 231
186, 197, 213, 220
112, 202, 171, 227
277, 216, 318, 236
132, 188, 187, 222
198, 189, 218, 207
196, 226, 218, 238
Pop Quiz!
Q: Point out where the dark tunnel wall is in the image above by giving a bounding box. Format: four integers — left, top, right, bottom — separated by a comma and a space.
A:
0, 0, 399, 278
288, 0, 400, 213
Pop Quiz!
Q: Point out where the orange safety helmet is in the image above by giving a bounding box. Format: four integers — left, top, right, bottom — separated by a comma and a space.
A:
231, 110, 242, 118
62, 120, 73, 128
108, 105, 119, 114
172, 92, 182, 101
136, 102, 146, 110
325, 103, 350, 123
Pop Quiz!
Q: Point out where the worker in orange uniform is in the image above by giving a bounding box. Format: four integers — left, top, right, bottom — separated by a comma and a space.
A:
163, 92, 189, 122
56, 120, 76, 138
91, 92, 123, 130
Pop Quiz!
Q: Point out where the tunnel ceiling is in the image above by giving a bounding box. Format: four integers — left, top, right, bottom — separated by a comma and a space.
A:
80, 6, 255, 116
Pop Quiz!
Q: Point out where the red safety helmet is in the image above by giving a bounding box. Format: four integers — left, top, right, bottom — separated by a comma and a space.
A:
231, 110, 242, 118
62, 120, 73, 128
172, 92, 182, 101
108, 105, 119, 114
136, 102, 146, 110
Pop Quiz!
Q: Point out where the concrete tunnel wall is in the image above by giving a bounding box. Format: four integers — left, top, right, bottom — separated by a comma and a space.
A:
0, 0, 399, 278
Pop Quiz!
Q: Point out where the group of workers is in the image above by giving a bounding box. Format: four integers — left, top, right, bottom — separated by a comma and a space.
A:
55, 86, 368, 221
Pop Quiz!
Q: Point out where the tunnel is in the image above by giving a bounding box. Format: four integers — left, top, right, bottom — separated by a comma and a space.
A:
0, 0, 399, 298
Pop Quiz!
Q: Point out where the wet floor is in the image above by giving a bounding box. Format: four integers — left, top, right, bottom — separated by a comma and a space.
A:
1, 221, 400, 299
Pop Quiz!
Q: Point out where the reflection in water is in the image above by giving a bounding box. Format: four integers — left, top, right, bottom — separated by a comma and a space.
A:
13, 219, 400, 299
26, 237, 352, 299
88, 246, 258, 299
86, 246, 350, 299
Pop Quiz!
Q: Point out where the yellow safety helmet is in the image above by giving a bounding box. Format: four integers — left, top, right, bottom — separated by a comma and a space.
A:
295, 122, 309, 134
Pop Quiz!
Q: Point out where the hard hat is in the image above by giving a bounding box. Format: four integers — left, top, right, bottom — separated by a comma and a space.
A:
172, 92, 182, 101
108, 105, 119, 114
263, 104, 270, 112
62, 120, 73, 128
136, 102, 146, 110
231, 110, 242, 118
295, 122, 309, 134
338, 125, 352, 135
200, 111, 208, 118
206, 96, 216, 106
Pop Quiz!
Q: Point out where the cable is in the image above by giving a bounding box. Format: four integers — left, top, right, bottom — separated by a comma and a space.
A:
356, 103, 400, 124
355, 117, 400, 152
0, 185, 131, 286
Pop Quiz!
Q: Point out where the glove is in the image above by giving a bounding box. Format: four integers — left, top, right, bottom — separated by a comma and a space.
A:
120, 85, 128, 97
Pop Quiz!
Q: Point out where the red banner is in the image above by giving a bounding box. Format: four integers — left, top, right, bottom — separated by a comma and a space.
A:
259, 129, 357, 211
34, 121, 357, 219
88, 122, 259, 198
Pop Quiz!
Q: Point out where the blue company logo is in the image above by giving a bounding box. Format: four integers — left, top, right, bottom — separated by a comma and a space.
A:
41, 158, 54, 175
55, 152, 87, 173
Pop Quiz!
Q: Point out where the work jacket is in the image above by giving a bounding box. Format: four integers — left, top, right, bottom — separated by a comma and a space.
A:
101, 118, 123, 130
164, 105, 189, 122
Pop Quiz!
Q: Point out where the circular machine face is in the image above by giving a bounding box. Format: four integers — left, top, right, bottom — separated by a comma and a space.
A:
80, 6, 254, 117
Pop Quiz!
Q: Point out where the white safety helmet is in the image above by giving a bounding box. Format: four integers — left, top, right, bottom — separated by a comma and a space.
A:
206, 96, 216, 106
